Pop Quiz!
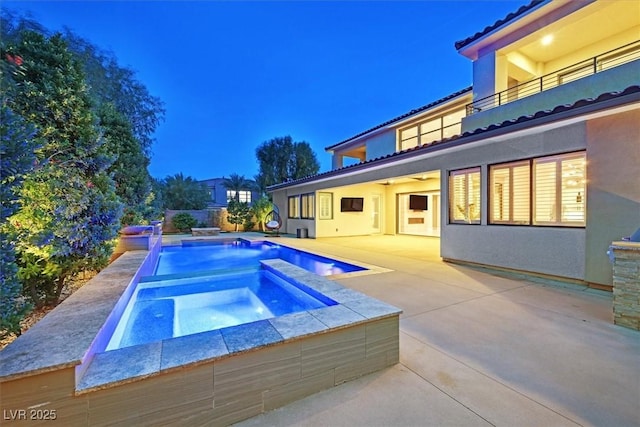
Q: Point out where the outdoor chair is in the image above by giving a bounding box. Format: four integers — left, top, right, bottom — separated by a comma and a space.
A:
264, 209, 282, 236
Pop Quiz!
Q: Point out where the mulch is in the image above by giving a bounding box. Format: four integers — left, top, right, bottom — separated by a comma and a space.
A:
0, 271, 96, 350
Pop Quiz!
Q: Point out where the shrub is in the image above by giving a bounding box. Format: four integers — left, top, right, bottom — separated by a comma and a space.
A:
172, 212, 197, 232
0, 105, 37, 337
243, 219, 256, 232
227, 199, 251, 232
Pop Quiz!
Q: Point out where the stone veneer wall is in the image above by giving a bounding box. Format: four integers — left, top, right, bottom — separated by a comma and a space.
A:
611, 241, 640, 330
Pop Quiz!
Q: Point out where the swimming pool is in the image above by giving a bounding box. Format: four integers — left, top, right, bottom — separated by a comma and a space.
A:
155, 239, 366, 277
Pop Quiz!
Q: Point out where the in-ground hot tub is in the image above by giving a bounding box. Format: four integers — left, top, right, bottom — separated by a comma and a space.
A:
106, 267, 338, 350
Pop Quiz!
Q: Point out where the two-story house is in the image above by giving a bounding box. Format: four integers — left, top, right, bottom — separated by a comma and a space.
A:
268, 0, 639, 288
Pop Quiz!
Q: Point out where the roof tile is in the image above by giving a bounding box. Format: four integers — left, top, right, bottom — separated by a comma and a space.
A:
454, 0, 545, 51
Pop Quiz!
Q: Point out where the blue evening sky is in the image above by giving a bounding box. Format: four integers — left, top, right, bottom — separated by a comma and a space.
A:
4, 1, 521, 181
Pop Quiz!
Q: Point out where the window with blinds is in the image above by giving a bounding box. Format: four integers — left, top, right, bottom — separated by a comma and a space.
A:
300, 193, 315, 219
533, 152, 586, 226
288, 196, 300, 219
318, 192, 333, 220
449, 167, 481, 224
490, 161, 530, 224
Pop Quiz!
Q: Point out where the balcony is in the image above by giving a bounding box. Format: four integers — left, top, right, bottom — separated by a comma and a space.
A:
462, 40, 640, 132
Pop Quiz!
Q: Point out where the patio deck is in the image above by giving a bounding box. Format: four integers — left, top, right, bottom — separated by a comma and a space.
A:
230, 233, 640, 427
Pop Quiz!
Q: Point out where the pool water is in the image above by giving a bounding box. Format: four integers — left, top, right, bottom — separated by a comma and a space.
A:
155, 239, 365, 276
106, 269, 337, 350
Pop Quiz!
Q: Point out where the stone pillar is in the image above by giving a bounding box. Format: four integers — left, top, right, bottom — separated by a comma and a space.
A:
611, 241, 640, 330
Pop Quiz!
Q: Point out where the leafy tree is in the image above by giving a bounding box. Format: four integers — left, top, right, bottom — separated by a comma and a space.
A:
1, 10, 165, 224
223, 173, 253, 202
162, 173, 210, 210
97, 102, 151, 224
5, 31, 122, 306
226, 199, 252, 232
61, 29, 165, 156
251, 194, 273, 232
255, 135, 320, 192
0, 104, 37, 337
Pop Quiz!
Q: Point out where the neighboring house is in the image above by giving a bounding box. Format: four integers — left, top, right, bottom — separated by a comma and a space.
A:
268, 0, 640, 288
199, 177, 259, 208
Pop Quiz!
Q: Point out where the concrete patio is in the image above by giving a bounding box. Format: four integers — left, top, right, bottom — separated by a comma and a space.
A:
228, 233, 640, 427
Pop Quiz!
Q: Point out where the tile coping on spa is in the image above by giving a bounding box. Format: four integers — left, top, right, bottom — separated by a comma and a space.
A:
75, 259, 401, 393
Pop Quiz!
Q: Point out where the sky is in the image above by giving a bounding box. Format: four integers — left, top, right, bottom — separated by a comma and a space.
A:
3, 1, 523, 181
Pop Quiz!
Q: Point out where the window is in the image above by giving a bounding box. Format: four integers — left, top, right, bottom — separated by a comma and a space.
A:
533, 153, 586, 226
399, 107, 465, 151
288, 196, 300, 219
300, 193, 315, 219
419, 118, 440, 145
400, 126, 418, 150
449, 167, 480, 224
490, 161, 530, 224
318, 192, 333, 220
226, 190, 251, 203
488, 152, 586, 227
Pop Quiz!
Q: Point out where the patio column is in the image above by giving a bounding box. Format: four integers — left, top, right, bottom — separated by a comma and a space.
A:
610, 241, 640, 330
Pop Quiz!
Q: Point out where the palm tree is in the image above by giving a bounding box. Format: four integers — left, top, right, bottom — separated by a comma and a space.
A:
222, 173, 253, 202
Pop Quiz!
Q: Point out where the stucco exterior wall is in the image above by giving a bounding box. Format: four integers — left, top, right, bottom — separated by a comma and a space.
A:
366, 130, 397, 161
443, 225, 586, 279
472, 51, 499, 103
585, 109, 640, 285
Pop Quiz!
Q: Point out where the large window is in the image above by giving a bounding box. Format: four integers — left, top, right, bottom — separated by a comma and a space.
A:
226, 190, 251, 203
533, 153, 586, 226
288, 196, 300, 219
300, 193, 315, 219
490, 160, 530, 224
449, 167, 481, 224
399, 107, 465, 151
489, 152, 586, 227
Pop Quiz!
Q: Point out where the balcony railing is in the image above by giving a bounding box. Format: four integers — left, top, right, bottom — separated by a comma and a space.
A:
466, 40, 640, 116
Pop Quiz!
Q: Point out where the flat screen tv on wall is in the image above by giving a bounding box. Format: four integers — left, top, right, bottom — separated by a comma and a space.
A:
341, 197, 364, 212
409, 194, 428, 210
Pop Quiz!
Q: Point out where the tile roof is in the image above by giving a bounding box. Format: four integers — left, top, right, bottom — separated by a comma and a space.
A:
324, 87, 472, 151
454, 0, 546, 51
269, 85, 640, 191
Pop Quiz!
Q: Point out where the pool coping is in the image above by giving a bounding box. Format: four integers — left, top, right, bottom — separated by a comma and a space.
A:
75, 259, 401, 393
0, 238, 400, 395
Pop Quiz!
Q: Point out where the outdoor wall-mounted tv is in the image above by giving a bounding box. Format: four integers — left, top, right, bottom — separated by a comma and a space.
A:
341, 197, 364, 212
409, 194, 428, 210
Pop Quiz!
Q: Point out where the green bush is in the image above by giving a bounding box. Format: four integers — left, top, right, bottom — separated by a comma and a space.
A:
172, 212, 197, 232
243, 219, 256, 232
